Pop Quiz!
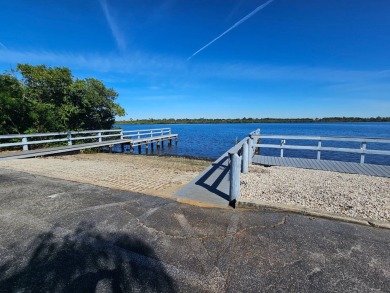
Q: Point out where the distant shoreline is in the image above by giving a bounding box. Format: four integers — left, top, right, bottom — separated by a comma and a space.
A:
116, 117, 390, 125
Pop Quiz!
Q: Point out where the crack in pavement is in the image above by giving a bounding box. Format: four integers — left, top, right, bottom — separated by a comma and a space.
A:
235, 214, 290, 235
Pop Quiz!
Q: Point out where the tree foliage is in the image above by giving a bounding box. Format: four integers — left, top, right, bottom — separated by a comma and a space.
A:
0, 64, 125, 134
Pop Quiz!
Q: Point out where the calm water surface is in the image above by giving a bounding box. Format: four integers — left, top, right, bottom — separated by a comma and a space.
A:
115, 123, 390, 165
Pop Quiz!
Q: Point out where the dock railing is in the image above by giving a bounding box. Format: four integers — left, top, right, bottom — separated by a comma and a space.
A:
254, 134, 390, 164
122, 128, 171, 140
227, 129, 259, 202
0, 128, 172, 151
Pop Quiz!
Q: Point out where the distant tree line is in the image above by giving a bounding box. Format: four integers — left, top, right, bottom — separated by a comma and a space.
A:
117, 117, 390, 125
0, 64, 125, 134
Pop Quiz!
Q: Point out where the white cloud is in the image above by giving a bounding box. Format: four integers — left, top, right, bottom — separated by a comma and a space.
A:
0, 47, 389, 89
100, 0, 127, 52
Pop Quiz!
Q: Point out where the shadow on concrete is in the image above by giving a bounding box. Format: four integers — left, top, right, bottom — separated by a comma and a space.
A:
0, 222, 176, 292
194, 156, 230, 201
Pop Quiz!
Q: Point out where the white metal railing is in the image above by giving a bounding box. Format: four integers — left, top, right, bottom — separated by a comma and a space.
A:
122, 128, 171, 140
254, 133, 390, 164
0, 128, 172, 151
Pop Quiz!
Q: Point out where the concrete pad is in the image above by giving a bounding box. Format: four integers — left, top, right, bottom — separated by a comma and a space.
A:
173, 154, 231, 207
1, 168, 390, 292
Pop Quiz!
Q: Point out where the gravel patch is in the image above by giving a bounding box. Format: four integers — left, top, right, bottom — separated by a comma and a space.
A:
241, 165, 390, 222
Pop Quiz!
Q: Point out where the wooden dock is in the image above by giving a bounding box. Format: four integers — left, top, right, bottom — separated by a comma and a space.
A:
253, 155, 390, 178
0, 128, 178, 160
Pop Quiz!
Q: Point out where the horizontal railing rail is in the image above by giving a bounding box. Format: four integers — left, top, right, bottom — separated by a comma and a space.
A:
0, 128, 172, 151
254, 134, 390, 164
0, 129, 122, 139
122, 128, 171, 140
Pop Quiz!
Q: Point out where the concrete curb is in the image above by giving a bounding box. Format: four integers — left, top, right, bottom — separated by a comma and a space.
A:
237, 199, 390, 230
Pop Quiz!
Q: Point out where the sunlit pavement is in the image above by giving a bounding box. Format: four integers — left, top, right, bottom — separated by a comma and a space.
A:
0, 168, 389, 292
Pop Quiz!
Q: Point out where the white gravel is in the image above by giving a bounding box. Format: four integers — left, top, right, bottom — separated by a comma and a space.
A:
240, 165, 390, 222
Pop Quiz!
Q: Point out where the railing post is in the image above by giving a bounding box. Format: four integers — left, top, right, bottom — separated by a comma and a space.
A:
248, 137, 254, 164
120, 130, 124, 140
67, 132, 72, 146
360, 142, 367, 164
22, 137, 28, 151
138, 131, 141, 139
229, 152, 241, 203
242, 141, 249, 173
317, 140, 322, 160
253, 129, 261, 155
98, 132, 102, 142
280, 139, 285, 157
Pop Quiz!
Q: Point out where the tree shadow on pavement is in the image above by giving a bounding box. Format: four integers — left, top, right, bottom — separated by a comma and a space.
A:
0, 222, 176, 292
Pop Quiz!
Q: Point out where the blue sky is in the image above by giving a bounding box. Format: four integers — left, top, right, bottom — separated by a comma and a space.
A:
0, 0, 389, 119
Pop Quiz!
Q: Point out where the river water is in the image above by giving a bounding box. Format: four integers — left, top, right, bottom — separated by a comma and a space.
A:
115, 123, 390, 165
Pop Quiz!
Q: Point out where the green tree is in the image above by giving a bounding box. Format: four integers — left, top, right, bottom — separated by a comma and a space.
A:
68, 78, 125, 130
0, 64, 125, 134
0, 73, 33, 134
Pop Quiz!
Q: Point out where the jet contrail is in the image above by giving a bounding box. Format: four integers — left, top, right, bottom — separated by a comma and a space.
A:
188, 0, 275, 60
100, 0, 126, 52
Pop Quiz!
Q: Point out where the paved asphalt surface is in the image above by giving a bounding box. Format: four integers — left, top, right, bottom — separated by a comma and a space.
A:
0, 168, 389, 292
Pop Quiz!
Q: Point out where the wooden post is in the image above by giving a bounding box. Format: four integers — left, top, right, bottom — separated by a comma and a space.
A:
360, 142, 367, 164
242, 141, 249, 173
169, 138, 172, 146
121, 143, 125, 153
67, 132, 72, 146
137, 131, 140, 139
254, 137, 260, 155
138, 145, 142, 154
98, 132, 102, 142
145, 143, 149, 154
161, 140, 164, 148
157, 141, 160, 149
248, 137, 253, 164
151, 142, 154, 151
120, 130, 124, 140
254, 129, 261, 155
229, 152, 241, 202
22, 137, 28, 151
317, 140, 322, 160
